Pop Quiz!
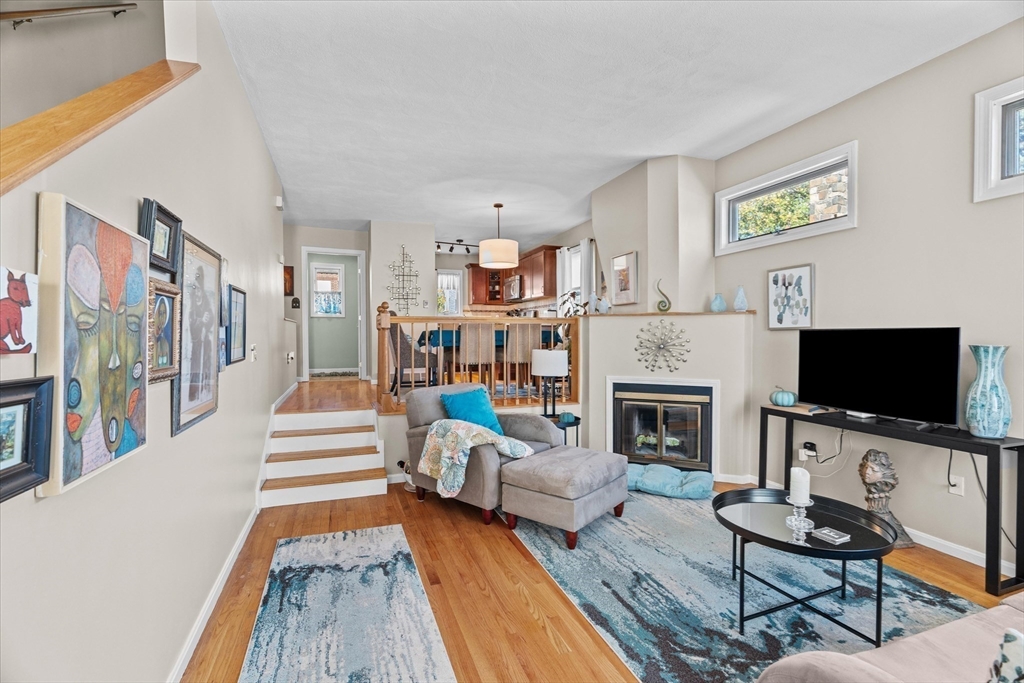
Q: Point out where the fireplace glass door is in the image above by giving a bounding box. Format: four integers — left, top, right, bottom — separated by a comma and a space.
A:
616, 393, 707, 470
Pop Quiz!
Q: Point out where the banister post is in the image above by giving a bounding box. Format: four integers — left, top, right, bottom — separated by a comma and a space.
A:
375, 302, 398, 412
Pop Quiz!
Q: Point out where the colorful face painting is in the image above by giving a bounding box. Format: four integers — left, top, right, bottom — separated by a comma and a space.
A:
63, 203, 148, 484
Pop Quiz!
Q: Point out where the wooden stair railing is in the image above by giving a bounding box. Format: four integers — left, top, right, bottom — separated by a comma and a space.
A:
0, 59, 201, 196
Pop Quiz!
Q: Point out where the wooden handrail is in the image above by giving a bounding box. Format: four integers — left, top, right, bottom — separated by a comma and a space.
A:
0, 59, 201, 196
375, 302, 580, 414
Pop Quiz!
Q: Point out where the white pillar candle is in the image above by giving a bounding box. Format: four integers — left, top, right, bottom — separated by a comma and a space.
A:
790, 467, 810, 506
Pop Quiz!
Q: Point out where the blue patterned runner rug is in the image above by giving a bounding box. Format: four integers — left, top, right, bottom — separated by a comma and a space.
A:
508, 492, 981, 683
239, 524, 455, 682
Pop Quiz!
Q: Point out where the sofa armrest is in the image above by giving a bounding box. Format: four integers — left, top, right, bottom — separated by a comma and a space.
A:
406, 425, 432, 469
757, 652, 900, 683
498, 414, 563, 447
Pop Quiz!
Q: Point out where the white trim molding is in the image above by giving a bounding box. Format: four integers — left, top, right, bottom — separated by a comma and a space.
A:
300, 246, 368, 381
904, 525, 1015, 579
974, 77, 1024, 203
605, 375, 722, 479
715, 141, 858, 256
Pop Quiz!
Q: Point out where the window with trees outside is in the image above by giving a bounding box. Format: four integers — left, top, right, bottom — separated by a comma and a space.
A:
437, 270, 462, 315
715, 142, 857, 256
975, 77, 1024, 202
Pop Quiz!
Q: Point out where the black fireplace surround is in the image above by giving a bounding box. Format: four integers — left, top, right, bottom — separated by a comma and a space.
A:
612, 382, 712, 472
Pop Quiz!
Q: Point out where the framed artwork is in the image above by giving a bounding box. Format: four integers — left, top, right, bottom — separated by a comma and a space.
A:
218, 326, 226, 372
0, 267, 38, 354
172, 232, 221, 435
311, 263, 345, 316
227, 285, 247, 365
148, 279, 181, 383
219, 257, 230, 323
610, 251, 638, 305
768, 263, 813, 330
0, 376, 54, 503
37, 193, 149, 495
139, 199, 182, 276
283, 265, 295, 297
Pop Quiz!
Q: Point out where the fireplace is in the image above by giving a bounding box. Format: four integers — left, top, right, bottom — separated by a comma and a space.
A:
612, 382, 712, 471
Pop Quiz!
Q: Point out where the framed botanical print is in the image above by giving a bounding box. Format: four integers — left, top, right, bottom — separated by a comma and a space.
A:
0, 376, 53, 502
140, 199, 182, 276
172, 232, 221, 435
226, 285, 247, 365
37, 193, 149, 495
767, 263, 813, 330
148, 279, 181, 383
610, 251, 638, 305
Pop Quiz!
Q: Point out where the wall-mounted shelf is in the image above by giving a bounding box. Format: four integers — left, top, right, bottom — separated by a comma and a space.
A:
0, 3, 137, 30
0, 59, 201, 197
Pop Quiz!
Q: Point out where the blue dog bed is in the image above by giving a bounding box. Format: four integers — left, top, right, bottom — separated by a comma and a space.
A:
627, 463, 714, 499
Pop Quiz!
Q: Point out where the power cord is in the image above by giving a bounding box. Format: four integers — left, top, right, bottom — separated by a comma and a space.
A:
809, 430, 855, 479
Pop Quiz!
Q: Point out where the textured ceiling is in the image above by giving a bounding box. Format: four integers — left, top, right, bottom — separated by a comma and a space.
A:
213, 1, 1022, 242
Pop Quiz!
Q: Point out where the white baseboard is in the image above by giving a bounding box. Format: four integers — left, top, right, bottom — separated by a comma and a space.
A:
272, 382, 298, 412
310, 367, 360, 374
904, 525, 1016, 577
715, 473, 783, 489
386, 472, 407, 484
167, 505, 259, 682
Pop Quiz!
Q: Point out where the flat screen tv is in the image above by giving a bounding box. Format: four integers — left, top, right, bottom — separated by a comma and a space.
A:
798, 327, 960, 424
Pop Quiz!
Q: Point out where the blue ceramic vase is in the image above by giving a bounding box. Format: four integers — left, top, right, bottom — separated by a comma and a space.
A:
965, 345, 1012, 438
710, 293, 727, 313
733, 286, 748, 312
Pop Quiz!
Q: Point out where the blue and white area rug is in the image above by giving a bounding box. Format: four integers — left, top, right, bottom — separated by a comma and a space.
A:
239, 525, 455, 683
509, 492, 981, 683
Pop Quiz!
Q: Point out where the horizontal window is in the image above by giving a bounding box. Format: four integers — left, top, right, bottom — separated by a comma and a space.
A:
974, 77, 1024, 202
1002, 97, 1024, 179
716, 142, 857, 256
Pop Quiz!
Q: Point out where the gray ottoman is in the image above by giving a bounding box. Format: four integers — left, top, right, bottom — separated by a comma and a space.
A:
500, 445, 628, 549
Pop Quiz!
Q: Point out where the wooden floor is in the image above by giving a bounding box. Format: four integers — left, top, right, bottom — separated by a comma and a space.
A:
276, 376, 375, 413
183, 481, 1012, 683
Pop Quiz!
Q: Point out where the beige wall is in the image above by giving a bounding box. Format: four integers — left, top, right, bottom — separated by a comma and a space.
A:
0, 0, 167, 127
592, 162, 649, 312
714, 19, 1024, 563
282, 223, 369, 376
0, 2, 289, 680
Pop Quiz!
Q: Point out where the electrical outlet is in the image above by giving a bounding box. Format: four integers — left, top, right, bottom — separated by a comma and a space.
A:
798, 448, 811, 461
948, 475, 965, 496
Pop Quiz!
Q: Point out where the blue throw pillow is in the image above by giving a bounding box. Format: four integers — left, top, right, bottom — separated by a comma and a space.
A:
440, 388, 503, 435
627, 463, 645, 490
637, 464, 714, 499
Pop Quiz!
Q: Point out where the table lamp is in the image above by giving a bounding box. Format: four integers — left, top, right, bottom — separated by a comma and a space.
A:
532, 349, 568, 417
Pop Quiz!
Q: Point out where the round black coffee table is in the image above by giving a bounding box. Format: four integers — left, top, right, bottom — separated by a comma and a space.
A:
712, 488, 898, 647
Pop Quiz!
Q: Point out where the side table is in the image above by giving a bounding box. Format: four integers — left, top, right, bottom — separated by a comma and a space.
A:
550, 416, 581, 446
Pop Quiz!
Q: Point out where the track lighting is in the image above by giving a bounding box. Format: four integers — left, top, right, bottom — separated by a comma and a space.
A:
436, 243, 441, 252
449, 244, 454, 252
436, 239, 479, 253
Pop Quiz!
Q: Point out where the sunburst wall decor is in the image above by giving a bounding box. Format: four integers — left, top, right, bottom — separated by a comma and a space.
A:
635, 319, 691, 372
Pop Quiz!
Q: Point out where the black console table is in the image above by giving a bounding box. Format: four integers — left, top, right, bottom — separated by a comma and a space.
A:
758, 405, 1024, 596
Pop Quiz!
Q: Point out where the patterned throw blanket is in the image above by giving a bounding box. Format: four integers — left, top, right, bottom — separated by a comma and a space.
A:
418, 419, 534, 498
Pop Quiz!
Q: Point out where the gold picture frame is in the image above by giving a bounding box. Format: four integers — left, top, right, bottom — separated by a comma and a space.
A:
148, 279, 182, 383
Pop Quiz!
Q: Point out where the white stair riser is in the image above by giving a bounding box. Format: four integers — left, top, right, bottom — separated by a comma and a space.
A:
270, 431, 376, 453
273, 410, 376, 432
261, 478, 388, 508
266, 452, 384, 478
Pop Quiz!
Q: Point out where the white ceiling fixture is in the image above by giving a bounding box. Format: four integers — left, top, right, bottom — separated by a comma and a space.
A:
213, 1, 1023, 244
479, 203, 518, 269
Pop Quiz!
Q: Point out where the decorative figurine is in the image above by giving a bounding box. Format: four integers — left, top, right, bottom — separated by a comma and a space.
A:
858, 449, 914, 548
655, 279, 672, 312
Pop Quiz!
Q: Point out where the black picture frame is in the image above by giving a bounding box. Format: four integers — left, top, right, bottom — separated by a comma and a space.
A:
0, 376, 54, 503
226, 285, 247, 365
172, 232, 221, 436
140, 198, 183, 277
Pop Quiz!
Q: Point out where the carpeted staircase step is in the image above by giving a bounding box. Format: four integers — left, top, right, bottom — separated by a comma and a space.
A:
270, 425, 374, 439
267, 446, 379, 464
261, 468, 387, 491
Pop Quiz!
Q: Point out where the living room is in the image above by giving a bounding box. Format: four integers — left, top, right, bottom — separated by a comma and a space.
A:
0, 2, 1021, 682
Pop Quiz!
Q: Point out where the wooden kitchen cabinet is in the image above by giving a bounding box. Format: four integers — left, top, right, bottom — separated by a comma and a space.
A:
520, 245, 558, 300
466, 264, 505, 305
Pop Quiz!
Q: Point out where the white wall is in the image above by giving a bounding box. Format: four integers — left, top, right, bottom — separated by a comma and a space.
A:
714, 19, 1024, 564
591, 162, 649, 312
0, 2, 289, 680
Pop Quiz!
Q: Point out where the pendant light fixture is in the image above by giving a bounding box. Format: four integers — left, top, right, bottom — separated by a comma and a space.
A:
479, 203, 519, 269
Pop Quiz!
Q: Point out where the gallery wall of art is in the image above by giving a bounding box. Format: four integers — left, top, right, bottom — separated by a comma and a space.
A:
0, 2, 291, 681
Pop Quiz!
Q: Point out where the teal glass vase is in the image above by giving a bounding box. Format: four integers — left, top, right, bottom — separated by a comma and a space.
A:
965, 345, 1012, 438
710, 293, 727, 313
733, 286, 748, 312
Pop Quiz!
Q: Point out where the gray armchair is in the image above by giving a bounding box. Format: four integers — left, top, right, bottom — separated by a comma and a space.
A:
405, 383, 564, 524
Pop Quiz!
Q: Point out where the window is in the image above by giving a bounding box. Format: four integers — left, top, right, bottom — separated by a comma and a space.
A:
311, 264, 345, 317
715, 142, 857, 256
568, 246, 582, 292
436, 269, 462, 315
975, 77, 1024, 202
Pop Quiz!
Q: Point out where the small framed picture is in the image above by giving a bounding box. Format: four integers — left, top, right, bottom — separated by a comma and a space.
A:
0, 376, 54, 503
149, 279, 182, 383
227, 285, 247, 364
0, 267, 38, 355
283, 265, 295, 297
610, 251, 638, 305
140, 199, 182, 276
767, 264, 813, 329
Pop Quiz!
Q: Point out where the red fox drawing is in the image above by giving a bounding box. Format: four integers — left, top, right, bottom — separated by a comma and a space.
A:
0, 270, 33, 354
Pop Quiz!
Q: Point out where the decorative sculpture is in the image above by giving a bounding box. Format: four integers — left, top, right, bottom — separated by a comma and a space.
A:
654, 279, 671, 312
635, 319, 690, 372
858, 449, 914, 548
386, 245, 421, 315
